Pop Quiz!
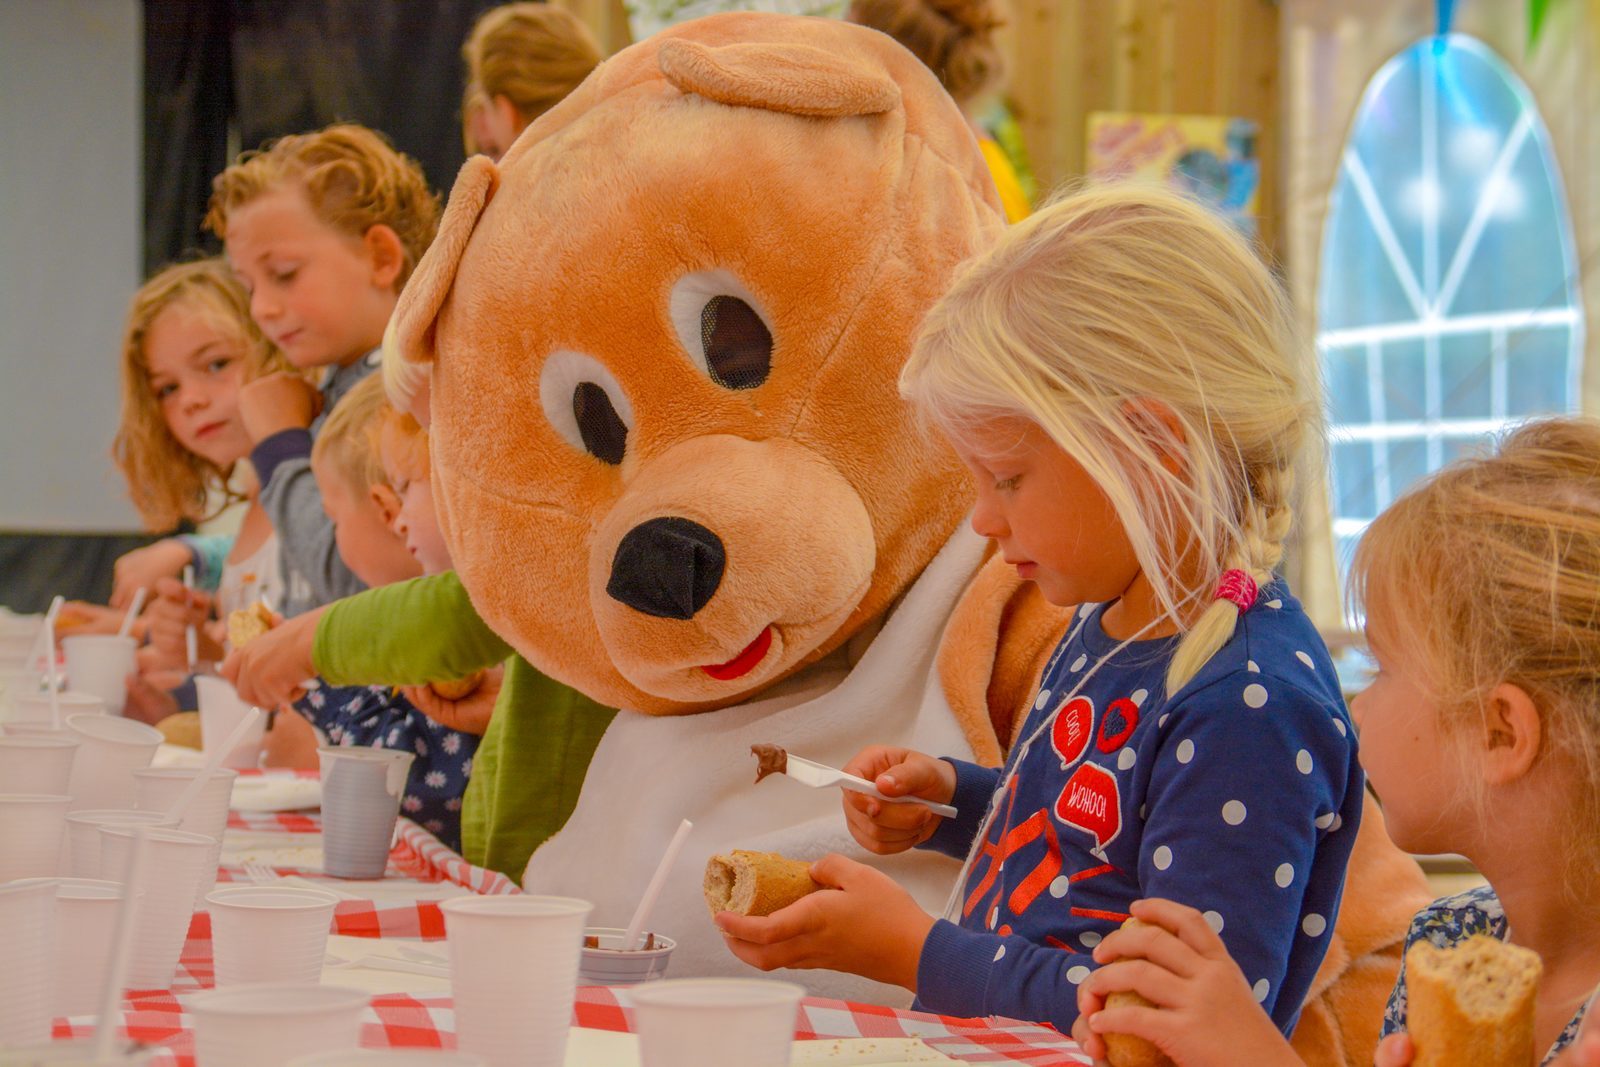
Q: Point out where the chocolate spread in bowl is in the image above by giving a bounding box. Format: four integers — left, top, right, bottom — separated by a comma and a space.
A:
750, 743, 788, 784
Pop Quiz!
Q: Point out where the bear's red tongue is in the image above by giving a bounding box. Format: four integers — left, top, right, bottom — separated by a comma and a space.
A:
702, 626, 773, 681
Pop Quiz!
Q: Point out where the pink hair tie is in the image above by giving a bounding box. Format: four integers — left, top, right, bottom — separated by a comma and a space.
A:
1214, 570, 1258, 613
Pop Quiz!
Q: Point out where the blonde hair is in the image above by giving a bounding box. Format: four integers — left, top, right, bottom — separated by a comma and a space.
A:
1351, 418, 1600, 864
847, 0, 1004, 107
378, 404, 429, 488
462, 3, 601, 134
311, 373, 391, 494
112, 259, 290, 530
205, 124, 440, 291
901, 183, 1316, 697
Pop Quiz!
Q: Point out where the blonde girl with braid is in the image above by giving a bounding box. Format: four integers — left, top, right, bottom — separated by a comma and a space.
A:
1071, 418, 1600, 1067
716, 185, 1361, 1044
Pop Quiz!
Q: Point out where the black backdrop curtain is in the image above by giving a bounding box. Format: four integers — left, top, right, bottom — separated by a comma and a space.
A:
143, 0, 500, 272
0, 0, 502, 612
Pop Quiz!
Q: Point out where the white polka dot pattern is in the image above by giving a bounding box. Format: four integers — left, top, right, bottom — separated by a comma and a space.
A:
1153, 845, 1173, 870
1275, 863, 1295, 888
994, 944, 1007, 961
1222, 800, 1247, 825
1049, 876, 1070, 899
1117, 748, 1137, 771
1176, 739, 1195, 763
1204, 910, 1224, 933
1243, 683, 1268, 708
1067, 966, 1091, 984
1302, 913, 1326, 937
1253, 978, 1271, 1001
1296, 750, 1313, 775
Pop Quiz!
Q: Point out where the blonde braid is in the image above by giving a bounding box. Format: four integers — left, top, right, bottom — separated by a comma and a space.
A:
1165, 461, 1296, 695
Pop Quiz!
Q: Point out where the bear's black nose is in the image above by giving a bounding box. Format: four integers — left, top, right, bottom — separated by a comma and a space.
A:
606, 517, 725, 620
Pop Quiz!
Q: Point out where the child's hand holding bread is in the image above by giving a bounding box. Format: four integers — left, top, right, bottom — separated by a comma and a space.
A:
1073, 900, 1300, 1067
401, 665, 502, 736
220, 604, 326, 709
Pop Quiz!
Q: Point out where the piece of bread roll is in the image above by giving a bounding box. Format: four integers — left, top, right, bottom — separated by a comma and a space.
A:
429, 671, 486, 701
703, 850, 821, 917
1101, 919, 1176, 1067
1405, 935, 1541, 1067
156, 711, 203, 750
227, 603, 275, 649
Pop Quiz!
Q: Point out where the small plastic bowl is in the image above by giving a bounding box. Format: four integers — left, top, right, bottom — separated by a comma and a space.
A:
578, 927, 676, 986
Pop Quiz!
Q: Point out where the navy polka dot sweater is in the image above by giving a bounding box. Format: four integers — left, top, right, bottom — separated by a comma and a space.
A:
293, 684, 478, 853
914, 581, 1362, 1036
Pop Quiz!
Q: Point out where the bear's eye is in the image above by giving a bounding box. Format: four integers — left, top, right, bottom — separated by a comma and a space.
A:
539, 350, 634, 466
699, 296, 771, 390
572, 382, 627, 465
670, 269, 774, 391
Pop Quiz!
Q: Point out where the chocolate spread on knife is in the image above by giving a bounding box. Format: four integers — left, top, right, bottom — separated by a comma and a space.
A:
751, 743, 788, 784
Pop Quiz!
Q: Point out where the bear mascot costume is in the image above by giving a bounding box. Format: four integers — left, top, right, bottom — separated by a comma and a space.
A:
390, 10, 1430, 1059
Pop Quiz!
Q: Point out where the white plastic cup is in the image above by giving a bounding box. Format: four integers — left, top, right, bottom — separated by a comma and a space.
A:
578, 927, 676, 986
0, 735, 78, 795
99, 825, 215, 990
0, 1040, 155, 1066
11, 691, 106, 728
65, 809, 179, 879
631, 978, 805, 1067
8, 877, 129, 1016
441, 895, 592, 1067
0, 667, 44, 718
318, 747, 414, 879
205, 885, 339, 987
61, 635, 138, 716
195, 676, 267, 770
65, 713, 162, 811
0, 879, 56, 1046
187, 984, 368, 1067
287, 1054, 487, 1067
135, 766, 237, 907
0, 794, 71, 881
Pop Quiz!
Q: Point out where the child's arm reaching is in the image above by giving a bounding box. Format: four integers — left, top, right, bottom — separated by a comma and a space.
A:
1073, 899, 1303, 1067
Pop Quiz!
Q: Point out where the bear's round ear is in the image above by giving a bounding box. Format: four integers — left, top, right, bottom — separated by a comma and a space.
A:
657, 38, 900, 118
390, 155, 500, 366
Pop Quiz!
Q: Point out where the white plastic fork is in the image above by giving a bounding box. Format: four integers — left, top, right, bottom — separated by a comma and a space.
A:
241, 863, 362, 901
323, 952, 450, 979
782, 754, 959, 819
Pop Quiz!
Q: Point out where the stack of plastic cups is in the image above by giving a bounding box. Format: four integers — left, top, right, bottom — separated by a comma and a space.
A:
64, 810, 177, 879
133, 767, 237, 907
0, 880, 56, 1046
186, 985, 369, 1067
65, 714, 162, 811
195, 676, 267, 770
0, 734, 78, 794
440, 896, 593, 1067
318, 747, 415, 879
205, 885, 340, 986
61, 635, 139, 716
98, 825, 214, 989
0, 794, 71, 881
5, 693, 105, 737
7, 878, 128, 1017
630, 978, 806, 1067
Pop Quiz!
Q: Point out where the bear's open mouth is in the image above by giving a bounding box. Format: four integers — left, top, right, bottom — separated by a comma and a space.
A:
701, 626, 774, 681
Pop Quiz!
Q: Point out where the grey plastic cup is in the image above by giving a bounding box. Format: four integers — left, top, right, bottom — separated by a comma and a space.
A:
317, 747, 414, 879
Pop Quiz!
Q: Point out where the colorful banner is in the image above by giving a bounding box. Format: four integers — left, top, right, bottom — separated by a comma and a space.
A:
1086, 111, 1261, 234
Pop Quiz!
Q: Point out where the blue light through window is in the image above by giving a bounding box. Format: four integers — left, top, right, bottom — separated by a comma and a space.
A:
1318, 35, 1583, 579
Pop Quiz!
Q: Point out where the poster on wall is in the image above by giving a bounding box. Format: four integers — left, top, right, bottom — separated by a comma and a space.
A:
1086, 112, 1260, 234
625, 0, 844, 40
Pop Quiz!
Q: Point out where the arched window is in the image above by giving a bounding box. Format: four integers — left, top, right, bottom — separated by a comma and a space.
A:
1318, 35, 1583, 578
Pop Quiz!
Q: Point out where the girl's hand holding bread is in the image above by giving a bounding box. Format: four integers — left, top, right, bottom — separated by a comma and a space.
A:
220, 605, 324, 708
1072, 900, 1300, 1067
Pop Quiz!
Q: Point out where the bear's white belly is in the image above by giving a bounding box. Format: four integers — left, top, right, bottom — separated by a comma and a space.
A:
522, 527, 988, 1006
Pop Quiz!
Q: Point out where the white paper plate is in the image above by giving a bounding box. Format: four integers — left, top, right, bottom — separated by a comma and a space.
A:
230, 775, 322, 812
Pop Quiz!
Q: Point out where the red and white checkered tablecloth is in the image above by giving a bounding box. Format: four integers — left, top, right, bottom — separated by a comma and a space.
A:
48, 769, 1089, 1066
